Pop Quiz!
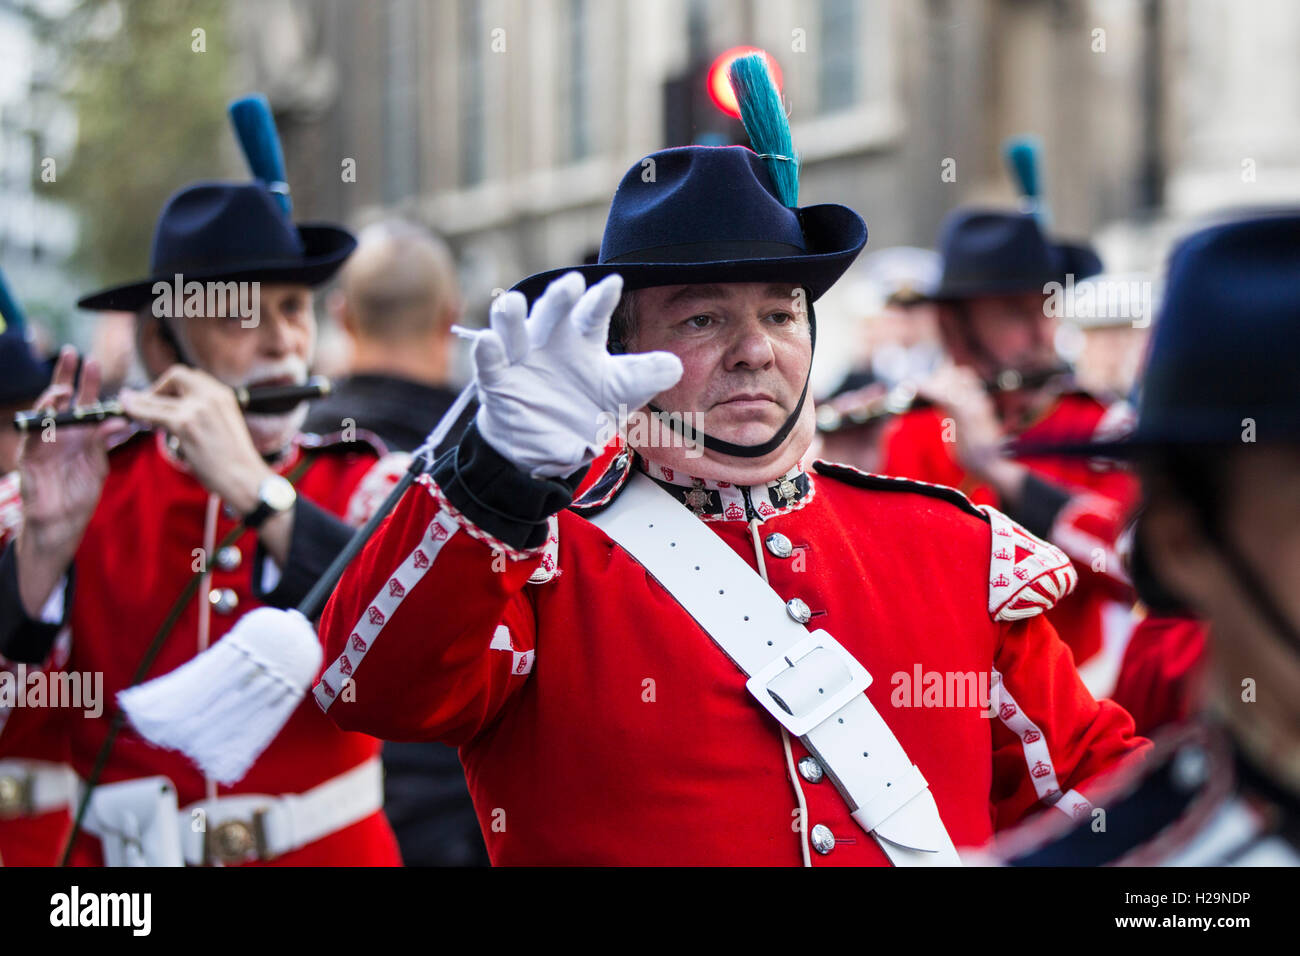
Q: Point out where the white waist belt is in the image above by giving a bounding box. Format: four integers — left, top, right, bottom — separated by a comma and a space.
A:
79, 757, 383, 866
590, 473, 961, 866
178, 756, 384, 865
0, 758, 78, 817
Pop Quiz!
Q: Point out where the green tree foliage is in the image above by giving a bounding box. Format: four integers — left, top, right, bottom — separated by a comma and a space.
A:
26, 0, 236, 286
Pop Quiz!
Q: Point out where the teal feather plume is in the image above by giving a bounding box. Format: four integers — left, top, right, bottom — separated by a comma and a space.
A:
1002, 134, 1051, 225
727, 53, 799, 208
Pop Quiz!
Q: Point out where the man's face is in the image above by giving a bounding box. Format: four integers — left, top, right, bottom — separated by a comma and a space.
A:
630, 282, 811, 450
174, 282, 316, 452
945, 292, 1057, 377
178, 283, 315, 383
874, 301, 939, 351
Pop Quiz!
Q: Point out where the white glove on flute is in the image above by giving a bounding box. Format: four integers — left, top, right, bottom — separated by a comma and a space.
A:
467, 272, 684, 479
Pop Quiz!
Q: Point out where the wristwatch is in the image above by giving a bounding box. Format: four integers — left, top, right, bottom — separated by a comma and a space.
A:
244, 474, 297, 529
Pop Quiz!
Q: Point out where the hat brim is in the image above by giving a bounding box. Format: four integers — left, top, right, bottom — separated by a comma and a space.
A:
931, 240, 1104, 302
930, 275, 1060, 301
1010, 433, 1160, 461
510, 203, 867, 304
1011, 422, 1299, 461
76, 225, 357, 312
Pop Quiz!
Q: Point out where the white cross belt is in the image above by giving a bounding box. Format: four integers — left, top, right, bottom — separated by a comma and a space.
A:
589, 472, 961, 866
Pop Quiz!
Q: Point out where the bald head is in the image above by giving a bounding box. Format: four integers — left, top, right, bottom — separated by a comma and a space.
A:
335, 222, 462, 383
341, 223, 460, 339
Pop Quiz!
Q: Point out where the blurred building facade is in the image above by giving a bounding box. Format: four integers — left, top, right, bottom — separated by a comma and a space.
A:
0, 0, 78, 340
232, 0, 1300, 382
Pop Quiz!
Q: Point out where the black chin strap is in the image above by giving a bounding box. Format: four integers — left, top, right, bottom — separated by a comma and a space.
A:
949, 301, 1007, 387
643, 299, 816, 460
1201, 523, 1300, 661
1173, 465, 1300, 660
950, 301, 1063, 396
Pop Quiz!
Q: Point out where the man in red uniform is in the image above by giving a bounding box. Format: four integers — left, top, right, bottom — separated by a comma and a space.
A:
878, 210, 1139, 668
992, 212, 1300, 866
316, 145, 1147, 865
0, 275, 74, 866
0, 181, 403, 865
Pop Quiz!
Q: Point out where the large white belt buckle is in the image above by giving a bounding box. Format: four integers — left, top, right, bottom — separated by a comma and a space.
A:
746, 629, 873, 738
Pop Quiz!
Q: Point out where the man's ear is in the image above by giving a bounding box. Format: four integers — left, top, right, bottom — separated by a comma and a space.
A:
135, 312, 181, 378
326, 288, 357, 339
1141, 495, 1219, 615
933, 303, 969, 360
435, 298, 462, 338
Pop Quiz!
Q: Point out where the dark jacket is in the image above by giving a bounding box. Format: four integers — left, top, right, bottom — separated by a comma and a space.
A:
306, 373, 487, 866
305, 373, 476, 459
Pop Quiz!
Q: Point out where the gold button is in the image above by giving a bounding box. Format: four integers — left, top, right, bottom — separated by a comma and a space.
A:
215, 545, 242, 572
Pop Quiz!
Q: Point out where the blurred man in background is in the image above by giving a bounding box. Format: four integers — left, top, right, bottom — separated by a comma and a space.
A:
1053, 272, 1153, 404
305, 220, 486, 867
306, 220, 475, 453
832, 246, 943, 396
813, 247, 942, 473
1, 181, 404, 866
878, 210, 1139, 685
997, 211, 1300, 866
0, 288, 72, 867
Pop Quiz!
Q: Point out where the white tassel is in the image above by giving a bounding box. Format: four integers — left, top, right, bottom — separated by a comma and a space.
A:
118, 608, 323, 785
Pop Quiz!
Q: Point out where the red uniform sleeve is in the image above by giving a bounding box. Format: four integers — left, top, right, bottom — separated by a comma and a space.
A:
1021, 397, 1141, 597
314, 474, 544, 746
1110, 614, 1209, 737
974, 502, 1151, 828
878, 409, 971, 494
987, 611, 1151, 830
1042, 474, 1139, 599
882, 399, 1140, 597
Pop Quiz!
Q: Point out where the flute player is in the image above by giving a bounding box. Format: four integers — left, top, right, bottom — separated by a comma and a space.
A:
0, 180, 406, 866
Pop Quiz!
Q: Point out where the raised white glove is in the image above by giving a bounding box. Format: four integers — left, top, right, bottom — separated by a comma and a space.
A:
467, 272, 683, 479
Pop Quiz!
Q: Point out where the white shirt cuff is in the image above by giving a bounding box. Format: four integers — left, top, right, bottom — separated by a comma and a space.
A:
260, 555, 283, 594
39, 575, 68, 624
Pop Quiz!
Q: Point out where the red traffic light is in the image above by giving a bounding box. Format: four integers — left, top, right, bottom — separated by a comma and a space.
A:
706, 46, 782, 119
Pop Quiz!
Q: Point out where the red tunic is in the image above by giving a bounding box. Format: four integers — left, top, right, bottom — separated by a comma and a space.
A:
1110, 614, 1209, 737
316, 444, 1149, 865
46, 430, 403, 866
0, 473, 74, 866
0, 677, 75, 866
878, 393, 1139, 664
